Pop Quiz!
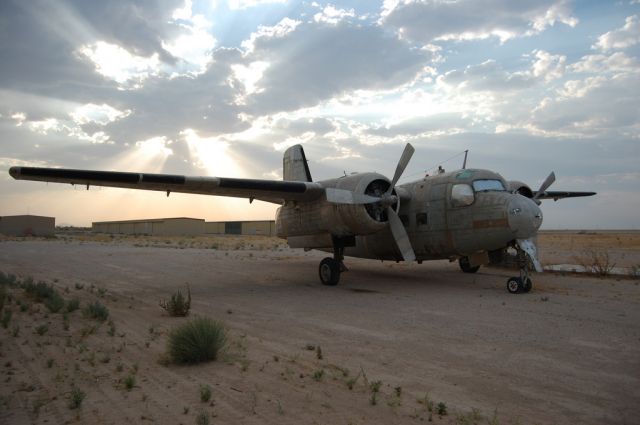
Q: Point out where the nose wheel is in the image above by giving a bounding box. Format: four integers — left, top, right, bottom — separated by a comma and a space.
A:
506, 245, 533, 294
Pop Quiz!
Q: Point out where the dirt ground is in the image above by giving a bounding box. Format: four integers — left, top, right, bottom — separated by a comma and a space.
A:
0, 232, 639, 425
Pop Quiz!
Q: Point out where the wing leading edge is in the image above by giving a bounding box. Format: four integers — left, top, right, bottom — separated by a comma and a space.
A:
8, 166, 325, 204
533, 190, 597, 201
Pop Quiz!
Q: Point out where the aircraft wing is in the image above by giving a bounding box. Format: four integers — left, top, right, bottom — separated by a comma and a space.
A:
8, 166, 325, 204
533, 190, 596, 201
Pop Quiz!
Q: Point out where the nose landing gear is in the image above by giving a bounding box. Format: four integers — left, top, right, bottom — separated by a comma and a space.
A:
506, 243, 534, 294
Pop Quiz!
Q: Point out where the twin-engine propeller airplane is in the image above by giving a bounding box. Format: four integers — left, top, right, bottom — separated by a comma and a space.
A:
9, 143, 594, 293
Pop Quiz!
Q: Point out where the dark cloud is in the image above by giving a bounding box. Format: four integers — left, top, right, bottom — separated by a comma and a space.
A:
243, 20, 432, 114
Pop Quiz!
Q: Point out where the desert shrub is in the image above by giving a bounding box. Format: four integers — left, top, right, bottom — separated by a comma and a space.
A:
44, 292, 65, 313
36, 324, 48, 335
196, 410, 210, 425
1, 310, 11, 328
24, 280, 56, 302
629, 264, 640, 278
83, 301, 109, 321
66, 298, 80, 313
68, 387, 85, 409
573, 250, 616, 276
0, 286, 6, 312
200, 384, 212, 402
167, 317, 227, 364
159, 284, 191, 317
0, 272, 18, 287
124, 375, 136, 391
437, 402, 448, 416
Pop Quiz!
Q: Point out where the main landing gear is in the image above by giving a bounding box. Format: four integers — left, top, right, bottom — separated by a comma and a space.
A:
506, 245, 533, 294
319, 246, 347, 286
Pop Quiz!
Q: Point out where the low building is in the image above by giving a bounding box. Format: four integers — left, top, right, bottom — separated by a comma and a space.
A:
205, 220, 276, 236
0, 215, 55, 236
92, 217, 205, 236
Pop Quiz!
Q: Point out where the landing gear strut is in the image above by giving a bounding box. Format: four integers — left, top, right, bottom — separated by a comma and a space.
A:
319, 245, 348, 286
506, 244, 533, 294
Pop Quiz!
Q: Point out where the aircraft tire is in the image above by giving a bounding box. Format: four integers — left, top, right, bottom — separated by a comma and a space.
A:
506, 277, 523, 294
459, 257, 480, 273
522, 277, 532, 293
319, 257, 340, 286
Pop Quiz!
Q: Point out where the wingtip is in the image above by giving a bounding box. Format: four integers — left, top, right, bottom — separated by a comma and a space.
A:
9, 166, 19, 179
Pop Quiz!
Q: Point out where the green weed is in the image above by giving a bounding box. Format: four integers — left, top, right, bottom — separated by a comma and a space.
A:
166, 317, 227, 364
159, 284, 191, 317
68, 387, 85, 409
200, 384, 212, 402
83, 301, 109, 321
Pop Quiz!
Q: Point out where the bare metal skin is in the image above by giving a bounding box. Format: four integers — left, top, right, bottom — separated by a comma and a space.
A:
8, 144, 594, 293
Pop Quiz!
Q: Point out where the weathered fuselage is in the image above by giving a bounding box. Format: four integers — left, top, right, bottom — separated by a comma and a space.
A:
276, 168, 542, 262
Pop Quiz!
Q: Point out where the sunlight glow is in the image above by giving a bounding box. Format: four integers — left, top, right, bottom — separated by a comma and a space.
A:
181, 129, 244, 177
112, 136, 173, 172
71, 103, 131, 125
78, 41, 161, 87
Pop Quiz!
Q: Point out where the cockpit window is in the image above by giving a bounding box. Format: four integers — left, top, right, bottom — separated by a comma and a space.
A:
451, 184, 474, 207
472, 179, 506, 192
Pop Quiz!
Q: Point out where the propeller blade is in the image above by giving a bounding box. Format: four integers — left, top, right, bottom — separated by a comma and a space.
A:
387, 207, 416, 262
385, 143, 415, 196
325, 188, 381, 204
533, 172, 556, 202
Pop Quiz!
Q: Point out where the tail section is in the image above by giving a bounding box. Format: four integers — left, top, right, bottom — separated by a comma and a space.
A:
283, 144, 312, 182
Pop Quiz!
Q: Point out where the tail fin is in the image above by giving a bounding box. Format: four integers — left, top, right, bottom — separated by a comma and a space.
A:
283, 144, 312, 182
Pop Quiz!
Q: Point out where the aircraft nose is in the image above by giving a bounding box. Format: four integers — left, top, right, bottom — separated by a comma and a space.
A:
9, 166, 20, 179
507, 194, 543, 239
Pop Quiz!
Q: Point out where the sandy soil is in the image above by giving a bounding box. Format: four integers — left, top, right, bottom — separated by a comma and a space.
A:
0, 233, 639, 425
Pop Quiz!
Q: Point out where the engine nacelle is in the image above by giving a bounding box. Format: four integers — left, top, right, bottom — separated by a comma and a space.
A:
276, 172, 397, 240
324, 172, 397, 236
508, 180, 533, 198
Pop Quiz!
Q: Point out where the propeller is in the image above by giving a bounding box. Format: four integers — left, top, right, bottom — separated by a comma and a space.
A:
325, 143, 417, 262
533, 171, 556, 204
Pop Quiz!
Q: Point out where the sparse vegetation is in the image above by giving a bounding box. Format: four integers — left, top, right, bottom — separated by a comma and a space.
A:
66, 298, 80, 312
574, 250, 616, 276
107, 320, 116, 336
629, 264, 640, 278
167, 317, 227, 364
195, 410, 210, 425
316, 345, 323, 360
83, 301, 109, 321
35, 324, 48, 335
1, 310, 11, 329
68, 387, 86, 409
200, 384, 212, 402
159, 283, 191, 317
437, 402, 448, 416
124, 375, 136, 391
44, 292, 65, 313
312, 369, 324, 381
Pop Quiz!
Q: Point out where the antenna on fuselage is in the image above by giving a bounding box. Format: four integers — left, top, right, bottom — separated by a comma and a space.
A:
462, 150, 469, 169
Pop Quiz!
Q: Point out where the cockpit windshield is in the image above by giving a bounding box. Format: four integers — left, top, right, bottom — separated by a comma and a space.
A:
472, 179, 506, 192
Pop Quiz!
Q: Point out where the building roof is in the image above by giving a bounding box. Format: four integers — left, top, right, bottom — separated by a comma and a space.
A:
92, 217, 204, 225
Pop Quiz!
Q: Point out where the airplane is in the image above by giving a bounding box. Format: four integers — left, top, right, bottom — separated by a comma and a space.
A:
8, 143, 595, 293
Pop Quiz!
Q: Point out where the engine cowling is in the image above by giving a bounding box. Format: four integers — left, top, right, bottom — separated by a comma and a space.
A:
323, 172, 398, 236
508, 180, 533, 198
275, 172, 399, 239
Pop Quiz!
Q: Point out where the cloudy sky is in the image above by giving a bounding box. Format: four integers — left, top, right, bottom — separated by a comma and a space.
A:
1, 0, 638, 229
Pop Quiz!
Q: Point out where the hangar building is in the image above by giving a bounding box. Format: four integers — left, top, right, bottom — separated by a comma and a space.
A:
205, 220, 276, 236
0, 215, 55, 236
92, 218, 276, 236
92, 218, 205, 236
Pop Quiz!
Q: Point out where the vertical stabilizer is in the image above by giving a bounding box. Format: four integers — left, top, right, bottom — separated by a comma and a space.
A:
283, 144, 312, 182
